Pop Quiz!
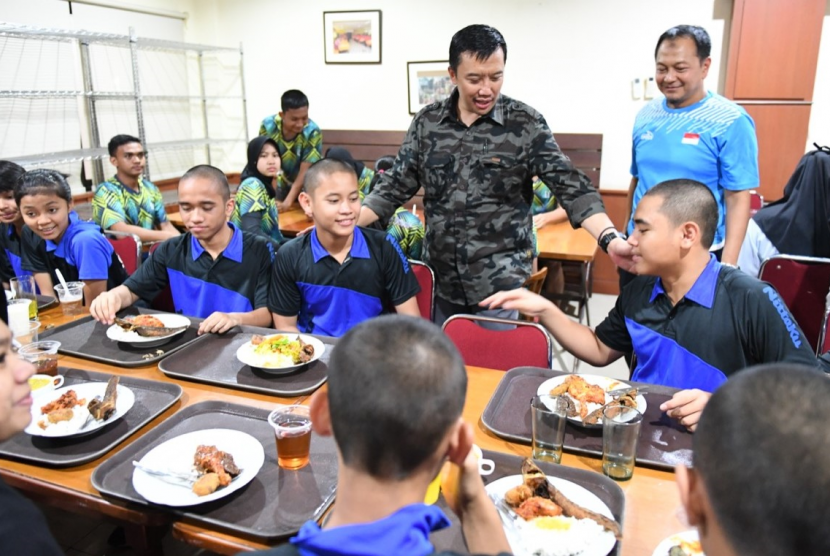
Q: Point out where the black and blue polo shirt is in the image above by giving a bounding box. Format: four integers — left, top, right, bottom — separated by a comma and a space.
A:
0, 224, 33, 283
125, 223, 273, 318
21, 211, 127, 290
596, 256, 819, 392
269, 227, 420, 337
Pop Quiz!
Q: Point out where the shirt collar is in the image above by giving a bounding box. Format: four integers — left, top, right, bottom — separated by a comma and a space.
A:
649, 254, 721, 308
440, 89, 505, 126
190, 223, 243, 263
45, 211, 81, 254
110, 174, 143, 193
310, 227, 370, 263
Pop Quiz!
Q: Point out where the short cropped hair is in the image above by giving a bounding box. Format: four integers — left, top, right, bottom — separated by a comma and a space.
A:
107, 134, 142, 157
449, 24, 507, 71
655, 25, 711, 62
644, 179, 717, 249
15, 169, 72, 206
327, 315, 467, 480
179, 164, 230, 201
694, 364, 830, 556
303, 158, 357, 196
281, 89, 309, 113
0, 160, 25, 194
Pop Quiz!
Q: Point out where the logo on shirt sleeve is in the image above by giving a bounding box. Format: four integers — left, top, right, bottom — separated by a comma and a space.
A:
681, 132, 700, 145
640, 130, 654, 141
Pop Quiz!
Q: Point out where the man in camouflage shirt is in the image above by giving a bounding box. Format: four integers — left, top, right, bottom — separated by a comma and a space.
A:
360, 24, 632, 325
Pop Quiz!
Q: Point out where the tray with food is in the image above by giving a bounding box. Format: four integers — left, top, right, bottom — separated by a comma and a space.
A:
0, 368, 182, 467
480, 367, 693, 471
92, 400, 339, 542
430, 451, 625, 556
39, 308, 204, 367
158, 326, 336, 397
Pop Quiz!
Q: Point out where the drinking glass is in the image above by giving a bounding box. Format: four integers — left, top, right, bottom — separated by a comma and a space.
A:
531, 395, 568, 464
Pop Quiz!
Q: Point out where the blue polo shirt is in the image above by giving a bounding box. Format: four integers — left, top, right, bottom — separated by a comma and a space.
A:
269, 227, 420, 337
124, 223, 273, 318
21, 211, 127, 290
596, 256, 819, 391
629, 92, 759, 249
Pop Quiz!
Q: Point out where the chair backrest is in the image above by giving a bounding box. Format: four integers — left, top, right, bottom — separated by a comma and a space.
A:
105, 231, 142, 275
442, 314, 552, 371
523, 267, 548, 295
148, 242, 176, 313
750, 190, 764, 216
410, 260, 435, 321
759, 255, 830, 353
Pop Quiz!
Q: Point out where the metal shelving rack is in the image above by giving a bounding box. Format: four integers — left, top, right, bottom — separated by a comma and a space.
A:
0, 22, 248, 185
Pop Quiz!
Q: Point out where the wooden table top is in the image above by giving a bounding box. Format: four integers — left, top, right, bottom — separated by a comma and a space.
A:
536, 221, 598, 262
1, 306, 683, 555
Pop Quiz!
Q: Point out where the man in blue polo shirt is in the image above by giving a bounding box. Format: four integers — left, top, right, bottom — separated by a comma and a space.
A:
270, 158, 420, 337
482, 179, 819, 431
90, 165, 273, 335
623, 25, 758, 289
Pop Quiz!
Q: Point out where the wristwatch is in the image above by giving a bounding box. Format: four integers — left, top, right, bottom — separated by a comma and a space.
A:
598, 229, 625, 254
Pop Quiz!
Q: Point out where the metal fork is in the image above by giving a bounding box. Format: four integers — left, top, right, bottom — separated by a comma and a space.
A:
132, 461, 199, 487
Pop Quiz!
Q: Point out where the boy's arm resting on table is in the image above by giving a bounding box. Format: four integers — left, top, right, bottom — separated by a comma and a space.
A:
481, 288, 624, 367
532, 206, 568, 229
33, 273, 55, 297
279, 162, 312, 211
271, 313, 300, 333
89, 285, 139, 324
108, 221, 177, 243
198, 307, 272, 335
159, 220, 180, 235
82, 280, 108, 307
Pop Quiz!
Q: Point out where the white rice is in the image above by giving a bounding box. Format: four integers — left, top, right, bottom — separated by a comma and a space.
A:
38, 405, 91, 435
516, 516, 607, 556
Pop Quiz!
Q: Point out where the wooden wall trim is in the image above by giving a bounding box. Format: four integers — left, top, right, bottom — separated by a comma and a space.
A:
592, 189, 628, 296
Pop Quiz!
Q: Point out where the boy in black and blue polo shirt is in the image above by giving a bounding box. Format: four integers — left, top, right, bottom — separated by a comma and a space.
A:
482, 179, 819, 431
270, 158, 420, 337
90, 165, 273, 335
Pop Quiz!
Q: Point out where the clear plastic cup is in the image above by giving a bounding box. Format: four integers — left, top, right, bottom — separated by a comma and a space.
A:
54, 282, 84, 316
18, 341, 62, 376
267, 405, 312, 470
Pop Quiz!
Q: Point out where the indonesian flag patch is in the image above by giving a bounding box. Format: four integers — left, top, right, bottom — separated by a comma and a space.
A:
681, 132, 700, 145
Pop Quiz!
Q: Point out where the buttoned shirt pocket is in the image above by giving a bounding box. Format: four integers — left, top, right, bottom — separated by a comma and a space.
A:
476, 155, 523, 199
423, 152, 454, 201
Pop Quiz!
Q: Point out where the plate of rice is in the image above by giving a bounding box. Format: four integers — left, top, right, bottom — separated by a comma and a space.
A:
235, 333, 325, 374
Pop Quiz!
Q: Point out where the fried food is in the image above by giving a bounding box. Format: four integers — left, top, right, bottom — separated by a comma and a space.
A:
504, 483, 533, 507
250, 334, 315, 367
550, 376, 614, 419
194, 445, 240, 488
87, 376, 118, 421
129, 315, 165, 328
40, 390, 85, 414
192, 473, 222, 496
515, 496, 563, 520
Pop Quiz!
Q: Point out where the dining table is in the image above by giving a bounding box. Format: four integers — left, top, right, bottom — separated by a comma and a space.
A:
0, 303, 685, 556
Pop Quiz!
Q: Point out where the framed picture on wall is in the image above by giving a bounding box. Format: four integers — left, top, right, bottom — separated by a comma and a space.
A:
323, 10, 382, 64
407, 61, 453, 114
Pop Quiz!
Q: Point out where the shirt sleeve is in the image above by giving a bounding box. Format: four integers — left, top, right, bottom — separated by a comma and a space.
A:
301, 126, 323, 165
595, 291, 634, 354
91, 185, 126, 230
20, 228, 49, 273
0, 249, 14, 283
362, 117, 423, 223
70, 231, 113, 281
380, 234, 420, 306
528, 114, 605, 228
268, 244, 303, 316
123, 241, 171, 301
234, 179, 269, 218
718, 113, 760, 191
251, 240, 273, 310
150, 186, 168, 224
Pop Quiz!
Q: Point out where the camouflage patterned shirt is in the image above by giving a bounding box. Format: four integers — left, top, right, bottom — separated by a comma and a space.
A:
362, 90, 605, 305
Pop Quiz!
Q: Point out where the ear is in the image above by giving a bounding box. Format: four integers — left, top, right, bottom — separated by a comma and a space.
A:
278, 110, 284, 120
679, 221, 700, 248
224, 196, 235, 218
448, 66, 458, 85
701, 56, 712, 79
444, 419, 474, 466
676, 464, 707, 529
298, 191, 313, 217
110, 156, 118, 168
309, 388, 333, 437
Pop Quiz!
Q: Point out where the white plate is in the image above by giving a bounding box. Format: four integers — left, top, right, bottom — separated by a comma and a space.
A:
26, 382, 135, 438
236, 333, 325, 374
652, 529, 704, 556
536, 374, 647, 428
106, 313, 191, 347
486, 474, 617, 556
132, 428, 265, 507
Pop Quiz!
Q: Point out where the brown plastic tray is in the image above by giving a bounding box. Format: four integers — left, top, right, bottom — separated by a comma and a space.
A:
91, 400, 338, 542
0, 367, 182, 467
430, 450, 625, 555
158, 326, 337, 397
481, 367, 693, 471
40, 307, 205, 368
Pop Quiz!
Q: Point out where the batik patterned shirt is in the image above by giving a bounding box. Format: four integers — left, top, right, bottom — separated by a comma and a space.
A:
230, 177, 284, 244
92, 175, 168, 230
259, 115, 323, 197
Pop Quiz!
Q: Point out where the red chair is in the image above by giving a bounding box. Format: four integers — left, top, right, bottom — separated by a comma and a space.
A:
410, 260, 435, 321
442, 314, 552, 371
759, 255, 830, 354
105, 230, 142, 275
148, 242, 176, 313
749, 190, 764, 216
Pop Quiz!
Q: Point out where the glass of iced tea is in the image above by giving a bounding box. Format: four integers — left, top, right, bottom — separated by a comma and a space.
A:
54, 281, 84, 316
267, 405, 312, 470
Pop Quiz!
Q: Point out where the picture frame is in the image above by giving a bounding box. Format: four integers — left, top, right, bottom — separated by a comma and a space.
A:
323, 10, 382, 64
407, 61, 453, 114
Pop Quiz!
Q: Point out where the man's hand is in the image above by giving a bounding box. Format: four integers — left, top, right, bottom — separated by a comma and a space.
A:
89, 291, 123, 325
198, 312, 241, 335
276, 200, 292, 213
607, 237, 636, 273
480, 288, 555, 318
660, 389, 712, 431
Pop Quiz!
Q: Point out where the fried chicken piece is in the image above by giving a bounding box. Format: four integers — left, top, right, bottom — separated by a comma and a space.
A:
41, 390, 84, 414
47, 408, 75, 424
194, 445, 239, 487
251, 334, 265, 346
192, 473, 222, 496
129, 314, 165, 328
504, 484, 533, 507
515, 496, 563, 520
298, 340, 315, 363
567, 378, 606, 406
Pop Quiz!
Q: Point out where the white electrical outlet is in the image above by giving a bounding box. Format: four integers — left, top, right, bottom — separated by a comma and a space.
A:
645, 77, 658, 99
631, 78, 642, 100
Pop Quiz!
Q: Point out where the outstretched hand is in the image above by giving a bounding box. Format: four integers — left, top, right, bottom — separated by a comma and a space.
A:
607, 238, 636, 273
660, 389, 712, 432
479, 288, 554, 318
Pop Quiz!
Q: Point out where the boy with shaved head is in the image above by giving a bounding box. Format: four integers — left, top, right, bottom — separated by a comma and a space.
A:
483, 179, 819, 430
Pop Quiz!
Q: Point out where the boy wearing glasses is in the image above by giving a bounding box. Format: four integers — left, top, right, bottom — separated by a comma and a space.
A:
92, 134, 180, 243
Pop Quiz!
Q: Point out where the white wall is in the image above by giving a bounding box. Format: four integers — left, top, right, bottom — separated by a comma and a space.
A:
806, 5, 830, 151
